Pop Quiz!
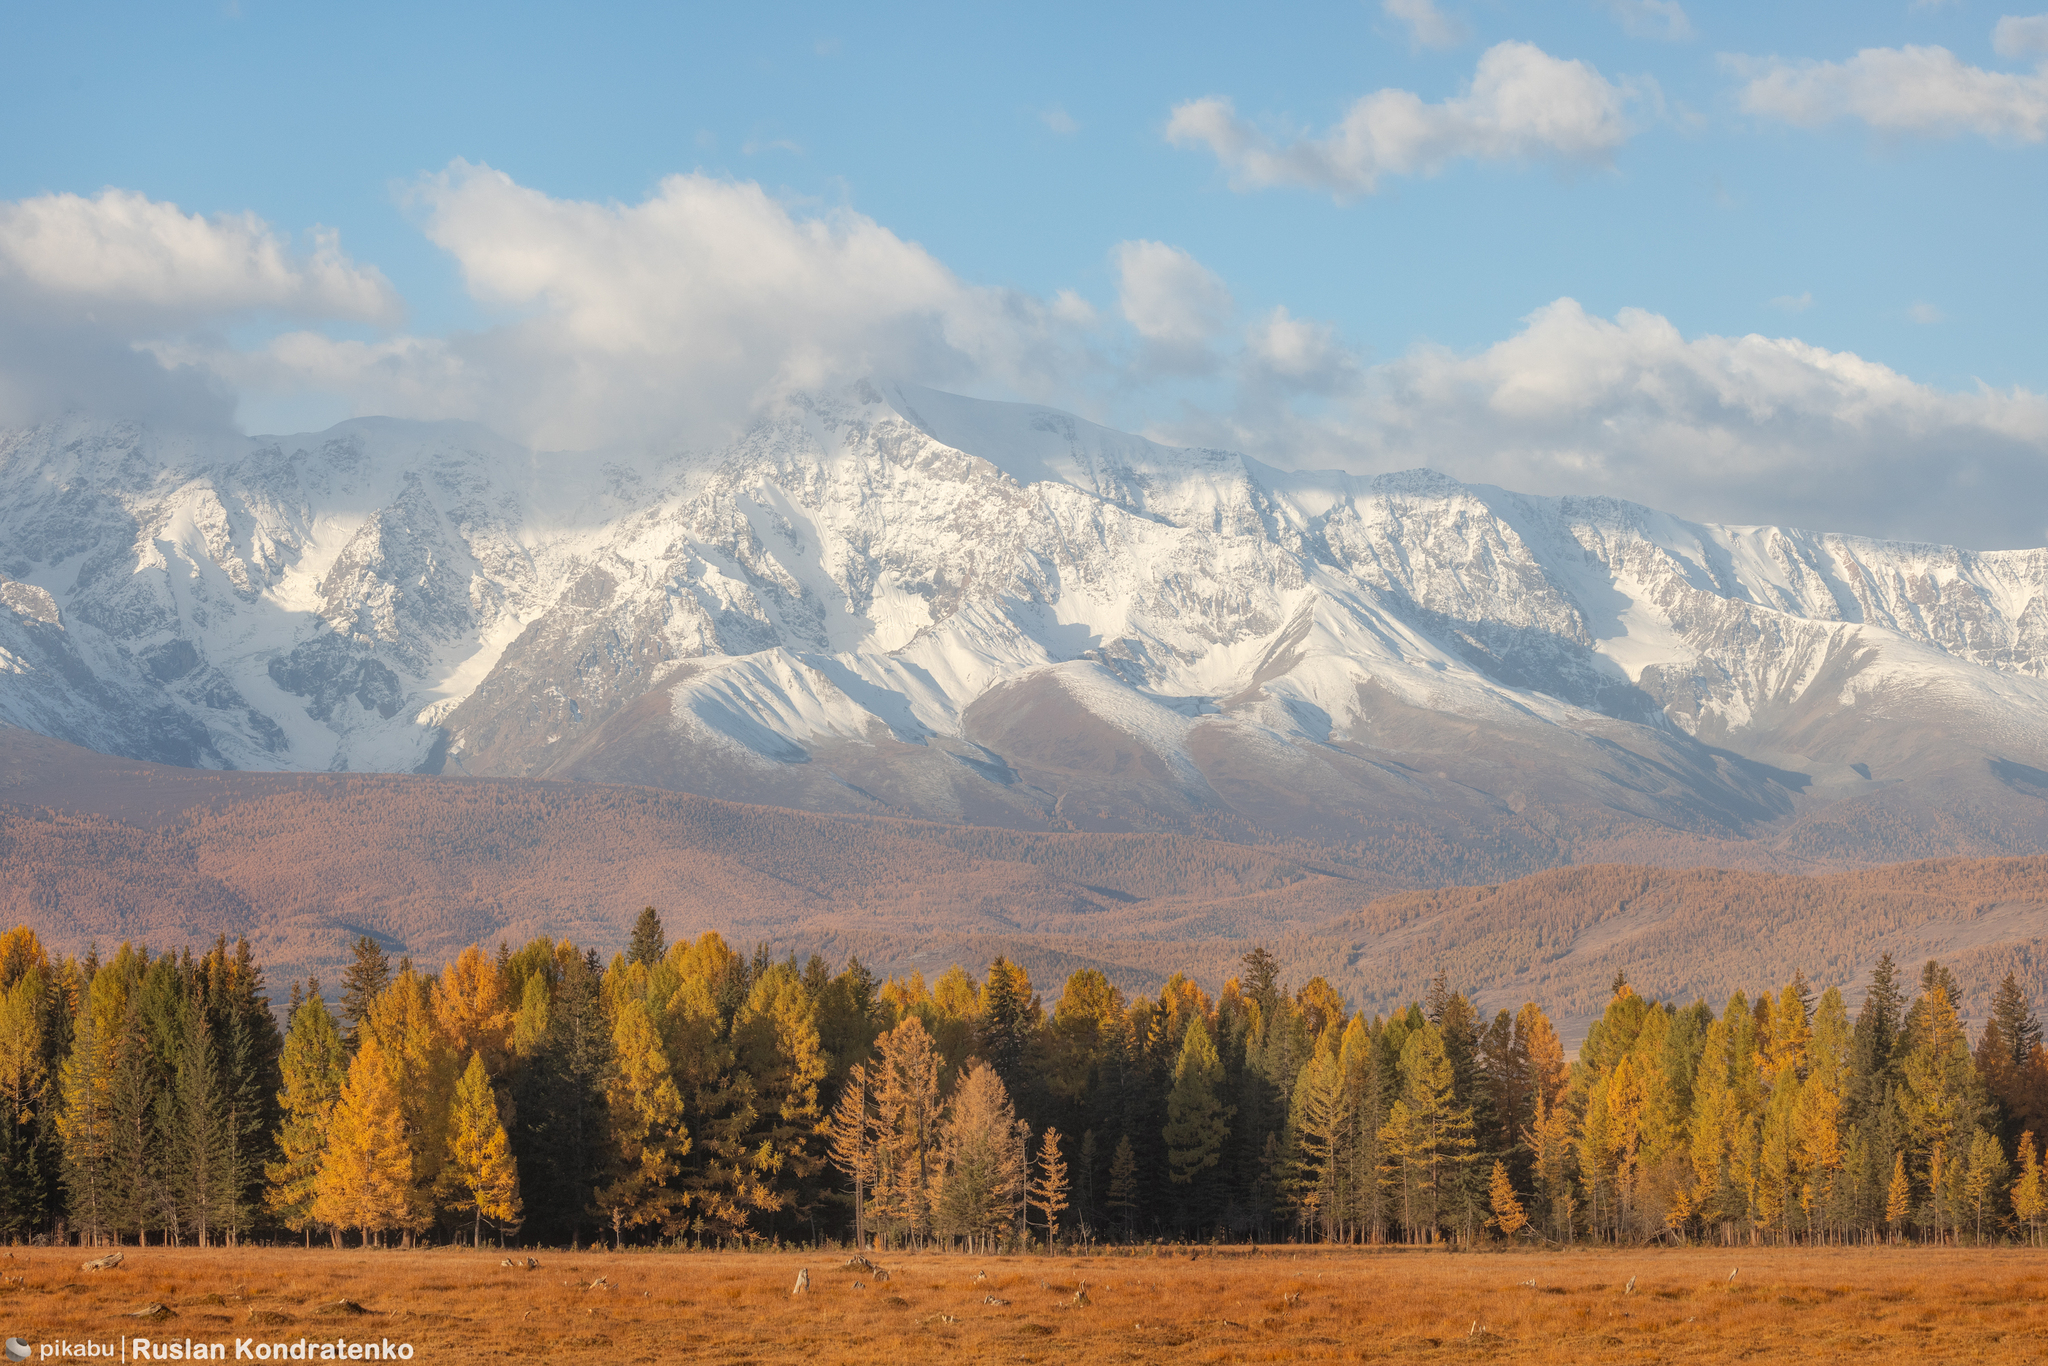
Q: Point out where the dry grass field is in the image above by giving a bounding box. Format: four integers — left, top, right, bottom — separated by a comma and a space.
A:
3, 1244, 2045, 1364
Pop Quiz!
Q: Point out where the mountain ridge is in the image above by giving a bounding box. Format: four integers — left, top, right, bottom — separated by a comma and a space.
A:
5, 384, 2048, 869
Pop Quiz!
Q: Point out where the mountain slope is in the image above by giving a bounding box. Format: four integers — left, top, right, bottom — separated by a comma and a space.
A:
6, 385, 2048, 868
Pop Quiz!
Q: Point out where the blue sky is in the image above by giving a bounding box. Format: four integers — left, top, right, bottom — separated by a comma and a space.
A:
3, 1, 2046, 543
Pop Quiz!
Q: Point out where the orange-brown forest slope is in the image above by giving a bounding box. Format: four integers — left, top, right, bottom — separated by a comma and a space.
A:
2, 729, 2043, 1028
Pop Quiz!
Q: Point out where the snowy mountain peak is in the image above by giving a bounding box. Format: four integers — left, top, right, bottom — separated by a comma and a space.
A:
5, 387, 2048, 858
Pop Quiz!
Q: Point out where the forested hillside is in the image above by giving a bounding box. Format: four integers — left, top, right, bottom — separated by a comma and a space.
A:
3, 918, 2046, 1251
5, 730, 2047, 1033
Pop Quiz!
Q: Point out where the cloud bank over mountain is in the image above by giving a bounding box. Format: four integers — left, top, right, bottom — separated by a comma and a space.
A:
4, 14, 2047, 549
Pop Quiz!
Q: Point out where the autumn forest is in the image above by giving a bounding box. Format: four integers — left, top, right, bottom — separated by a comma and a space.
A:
1, 909, 2046, 1256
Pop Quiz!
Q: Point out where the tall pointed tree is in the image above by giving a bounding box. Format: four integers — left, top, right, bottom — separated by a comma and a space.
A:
1163, 1015, 1230, 1191
315, 1035, 413, 1246
1029, 1126, 1070, 1252
338, 937, 391, 1053
266, 993, 347, 1242
930, 1061, 1026, 1251
445, 1051, 522, 1246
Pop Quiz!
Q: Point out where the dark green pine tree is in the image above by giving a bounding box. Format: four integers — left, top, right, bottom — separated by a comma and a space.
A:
510, 948, 616, 1245
626, 908, 666, 968
338, 935, 392, 1052
1847, 953, 1906, 1125
102, 1003, 165, 1244
976, 957, 1034, 1095
171, 1001, 237, 1245
1980, 973, 2047, 1147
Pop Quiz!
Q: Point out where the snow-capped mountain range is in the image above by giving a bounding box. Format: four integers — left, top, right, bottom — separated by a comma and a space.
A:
7, 382, 2048, 867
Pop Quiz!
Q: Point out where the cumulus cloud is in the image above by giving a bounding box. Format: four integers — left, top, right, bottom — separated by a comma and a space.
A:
1734, 37, 2048, 142
1166, 41, 1637, 196
182, 163, 1099, 449
1153, 300, 2048, 548
0, 189, 396, 429
1996, 14, 2048, 58
0, 188, 397, 325
1114, 239, 1234, 373
1381, 0, 1465, 52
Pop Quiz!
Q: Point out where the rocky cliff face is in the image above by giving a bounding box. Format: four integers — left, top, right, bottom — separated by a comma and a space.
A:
6, 384, 2048, 865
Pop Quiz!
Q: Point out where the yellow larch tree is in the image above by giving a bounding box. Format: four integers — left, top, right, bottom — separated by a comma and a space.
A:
444, 1051, 521, 1247
1884, 1151, 1912, 1242
314, 1035, 413, 1246
1486, 1159, 1528, 1240
362, 969, 457, 1233
2011, 1131, 2045, 1246
596, 997, 688, 1248
434, 945, 514, 1077
1028, 1125, 1070, 1252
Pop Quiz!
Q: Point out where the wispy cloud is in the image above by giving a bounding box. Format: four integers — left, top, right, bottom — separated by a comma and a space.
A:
1381, 0, 1465, 52
1769, 291, 1812, 313
1040, 105, 1080, 135
1602, 0, 1694, 42
1167, 42, 1638, 197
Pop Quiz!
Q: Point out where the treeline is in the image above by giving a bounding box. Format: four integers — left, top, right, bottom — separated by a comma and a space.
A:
0, 912, 2045, 1250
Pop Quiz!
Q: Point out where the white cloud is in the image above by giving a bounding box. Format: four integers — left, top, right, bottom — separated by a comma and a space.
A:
1602, 0, 1694, 42
1381, 0, 1465, 52
1996, 14, 2048, 58
193, 163, 1096, 449
1114, 240, 1234, 372
1153, 298, 2048, 548
1040, 105, 1080, 134
1242, 306, 1359, 395
1734, 40, 2048, 142
1769, 291, 1813, 313
1166, 41, 1637, 196
1908, 302, 1944, 325
0, 189, 396, 430
0, 188, 397, 325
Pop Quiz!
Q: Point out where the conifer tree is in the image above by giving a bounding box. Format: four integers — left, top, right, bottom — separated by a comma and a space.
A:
2012, 1131, 2045, 1246
315, 1035, 413, 1245
1106, 1132, 1139, 1241
977, 958, 1038, 1097
828, 1062, 876, 1250
434, 945, 514, 1076
595, 999, 687, 1247
930, 1062, 1025, 1251
1885, 1151, 1911, 1242
728, 965, 830, 1233
1486, 1159, 1527, 1239
266, 993, 347, 1241
445, 1051, 522, 1246
1960, 1126, 2007, 1244
56, 1003, 115, 1244
338, 936, 391, 1053
510, 944, 613, 1245
1029, 1125, 1070, 1252
1164, 1015, 1230, 1189
170, 1002, 237, 1245
627, 908, 666, 968
1899, 983, 1988, 1217
869, 1016, 945, 1246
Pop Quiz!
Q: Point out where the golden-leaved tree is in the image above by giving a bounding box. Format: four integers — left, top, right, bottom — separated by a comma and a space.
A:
931, 1061, 1025, 1251
444, 1051, 521, 1247
596, 998, 687, 1248
266, 994, 347, 1241
870, 1016, 944, 1246
314, 1035, 412, 1245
